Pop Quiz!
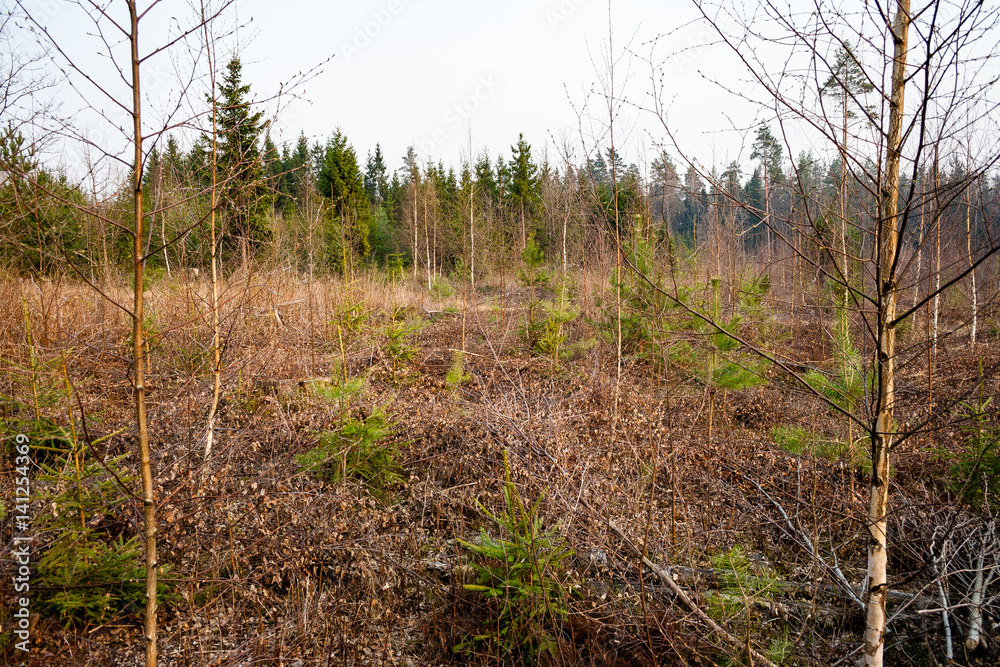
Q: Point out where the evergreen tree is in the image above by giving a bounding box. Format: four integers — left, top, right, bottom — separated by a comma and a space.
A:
0, 128, 88, 273
186, 134, 210, 188
213, 56, 271, 255
142, 146, 161, 196
283, 131, 312, 204
821, 43, 875, 128
586, 151, 609, 185
474, 151, 498, 204
164, 134, 182, 179
750, 124, 783, 258
263, 133, 280, 208
751, 124, 783, 183
679, 165, 706, 242
605, 146, 625, 179
651, 152, 682, 237
319, 130, 372, 272
509, 133, 539, 247
742, 169, 766, 249
364, 144, 389, 209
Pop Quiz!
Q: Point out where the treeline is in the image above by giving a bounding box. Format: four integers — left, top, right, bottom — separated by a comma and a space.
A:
3, 58, 1000, 288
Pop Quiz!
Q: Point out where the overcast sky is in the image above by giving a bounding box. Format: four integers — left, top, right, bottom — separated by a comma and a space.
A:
15, 0, 784, 178
24, 0, 982, 182
238, 0, 758, 174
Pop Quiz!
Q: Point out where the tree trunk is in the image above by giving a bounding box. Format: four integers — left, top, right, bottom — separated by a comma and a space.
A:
966, 544, 988, 651
864, 3, 909, 666
203, 8, 221, 465
424, 190, 431, 291
933, 152, 941, 359
470, 179, 475, 289
966, 179, 977, 346
412, 192, 418, 281
128, 3, 158, 665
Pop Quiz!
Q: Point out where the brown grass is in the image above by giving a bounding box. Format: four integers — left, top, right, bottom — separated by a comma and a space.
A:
1, 264, 999, 666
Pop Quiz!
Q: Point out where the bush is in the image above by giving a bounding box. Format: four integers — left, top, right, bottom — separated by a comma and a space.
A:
707, 544, 789, 666
430, 275, 454, 299
457, 451, 575, 663
36, 453, 171, 627
948, 393, 1000, 510
771, 424, 847, 462
446, 350, 471, 388
296, 407, 404, 497
383, 319, 421, 367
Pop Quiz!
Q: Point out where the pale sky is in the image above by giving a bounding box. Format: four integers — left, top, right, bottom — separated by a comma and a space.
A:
17, 0, 994, 184
14, 0, 772, 180
239, 0, 754, 174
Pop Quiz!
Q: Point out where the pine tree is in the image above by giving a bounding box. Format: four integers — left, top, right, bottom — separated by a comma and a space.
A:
821, 43, 874, 313
750, 124, 783, 260
213, 56, 271, 256
509, 133, 539, 248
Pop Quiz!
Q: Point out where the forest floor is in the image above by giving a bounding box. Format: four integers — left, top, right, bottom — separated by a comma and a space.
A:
1, 270, 999, 666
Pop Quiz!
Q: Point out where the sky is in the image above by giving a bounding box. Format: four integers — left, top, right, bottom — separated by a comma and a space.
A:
235, 0, 755, 174
13, 0, 776, 181
16, 0, 996, 185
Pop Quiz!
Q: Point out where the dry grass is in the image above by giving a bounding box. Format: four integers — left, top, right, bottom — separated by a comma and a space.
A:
1, 264, 999, 666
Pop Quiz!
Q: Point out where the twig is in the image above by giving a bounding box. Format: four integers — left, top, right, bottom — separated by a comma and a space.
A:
607, 520, 778, 667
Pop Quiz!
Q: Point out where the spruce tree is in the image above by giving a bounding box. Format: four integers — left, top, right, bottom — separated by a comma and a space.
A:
319, 131, 372, 274
364, 143, 389, 209
213, 56, 271, 256
509, 133, 539, 247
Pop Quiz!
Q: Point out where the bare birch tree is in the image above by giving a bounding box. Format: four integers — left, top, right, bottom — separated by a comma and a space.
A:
642, 2, 1000, 665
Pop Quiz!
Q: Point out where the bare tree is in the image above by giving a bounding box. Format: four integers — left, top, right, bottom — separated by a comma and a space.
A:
12, 2, 237, 663
638, 2, 1000, 665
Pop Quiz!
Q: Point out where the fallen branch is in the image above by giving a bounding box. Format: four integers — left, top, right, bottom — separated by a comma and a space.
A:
607, 520, 778, 667
738, 470, 865, 610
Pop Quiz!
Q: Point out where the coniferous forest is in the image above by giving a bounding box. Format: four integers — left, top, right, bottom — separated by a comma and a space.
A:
3, 2, 1000, 666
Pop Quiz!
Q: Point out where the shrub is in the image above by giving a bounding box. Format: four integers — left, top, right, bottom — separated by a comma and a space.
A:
36, 453, 172, 627
446, 350, 471, 388
948, 392, 1000, 509
430, 275, 454, 299
296, 407, 404, 497
457, 451, 575, 663
707, 544, 787, 666
771, 424, 847, 462
383, 319, 421, 367
332, 297, 369, 338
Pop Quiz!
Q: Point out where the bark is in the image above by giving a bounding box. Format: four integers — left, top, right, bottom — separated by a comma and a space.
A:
424, 189, 431, 291
932, 533, 954, 662
865, 3, 909, 665
470, 179, 475, 289
966, 546, 987, 651
203, 6, 221, 464
966, 183, 977, 346
128, 2, 158, 665
933, 154, 941, 357
412, 190, 418, 281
